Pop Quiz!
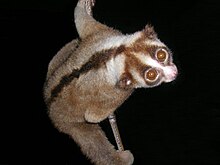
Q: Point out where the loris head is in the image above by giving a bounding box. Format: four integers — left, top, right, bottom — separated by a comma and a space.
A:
115, 25, 178, 89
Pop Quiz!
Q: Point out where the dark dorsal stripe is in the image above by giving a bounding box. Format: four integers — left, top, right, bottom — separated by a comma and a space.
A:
46, 47, 123, 107
46, 69, 81, 107
48, 40, 80, 80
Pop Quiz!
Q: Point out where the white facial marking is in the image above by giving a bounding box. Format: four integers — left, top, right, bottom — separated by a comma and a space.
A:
105, 54, 125, 84
129, 69, 147, 88
163, 65, 178, 82
134, 53, 162, 68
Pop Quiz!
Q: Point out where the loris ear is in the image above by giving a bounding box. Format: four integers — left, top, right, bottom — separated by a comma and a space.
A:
116, 73, 133, 90
143, 24, 157, 39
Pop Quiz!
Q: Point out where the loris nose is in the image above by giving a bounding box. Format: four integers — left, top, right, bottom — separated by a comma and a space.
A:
163, 64, 178, 82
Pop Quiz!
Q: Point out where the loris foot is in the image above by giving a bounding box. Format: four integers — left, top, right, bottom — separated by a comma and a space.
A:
116, 150, 134, 165
78, 0, 96, 16
85, 0, 95, 16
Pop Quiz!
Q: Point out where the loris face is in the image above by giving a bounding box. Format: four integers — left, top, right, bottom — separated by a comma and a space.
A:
137, 45, 178, 87
116, 25, 178, 89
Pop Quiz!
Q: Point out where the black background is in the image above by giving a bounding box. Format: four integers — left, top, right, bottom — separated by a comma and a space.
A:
1, 0, 220, 164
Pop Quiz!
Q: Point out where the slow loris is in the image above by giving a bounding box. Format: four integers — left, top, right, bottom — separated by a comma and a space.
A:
43, 0, 178, 164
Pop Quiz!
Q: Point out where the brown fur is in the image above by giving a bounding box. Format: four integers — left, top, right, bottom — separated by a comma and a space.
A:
44, 1, 135, 164
46, 39, 80, 79
44, 0, 177, 164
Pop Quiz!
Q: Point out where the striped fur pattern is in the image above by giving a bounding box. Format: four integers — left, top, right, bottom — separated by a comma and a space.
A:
43, 0, 178, 165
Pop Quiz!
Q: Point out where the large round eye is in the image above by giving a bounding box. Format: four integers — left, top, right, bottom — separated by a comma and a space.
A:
156, 49, 168, 62
145, 68, 158, 81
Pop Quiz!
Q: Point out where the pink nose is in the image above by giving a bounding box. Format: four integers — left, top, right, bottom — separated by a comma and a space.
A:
163, 65, 178, 82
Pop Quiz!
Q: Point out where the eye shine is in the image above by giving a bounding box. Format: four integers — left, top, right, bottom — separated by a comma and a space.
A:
145, 68, 158, 81
156, 49, 167, 62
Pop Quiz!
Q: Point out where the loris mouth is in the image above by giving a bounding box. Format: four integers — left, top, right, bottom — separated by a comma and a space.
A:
163, 65, 178, 82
